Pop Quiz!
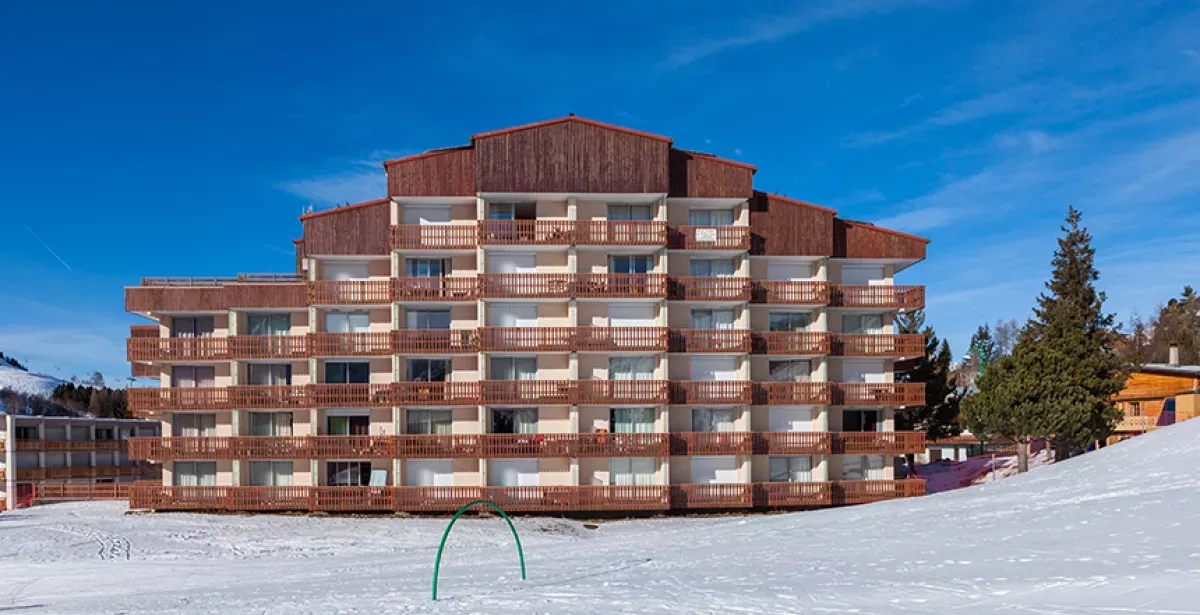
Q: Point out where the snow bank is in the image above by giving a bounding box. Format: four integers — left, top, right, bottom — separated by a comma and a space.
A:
0, 364, 65, 399
1, 419, 1199, 614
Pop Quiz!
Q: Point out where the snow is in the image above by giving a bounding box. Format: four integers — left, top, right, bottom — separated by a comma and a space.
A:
2, 420, 1200, 614
0, 364, 66, 399
916, 441, 1054, 493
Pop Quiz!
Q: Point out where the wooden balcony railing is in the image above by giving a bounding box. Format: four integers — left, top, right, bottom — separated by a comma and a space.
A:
308, 280, 392, 305
131, 362, 159, 379
831, 383, 925, 406
830, 285, 925, 309
393, 277, 478, 301
575, 380, 670, 405
34, 482, 131, 501
670, 432, 754, 455
394, 382, 482, 406
833, 479, 925, 505
390, 224, 477, 251
752, 382, 832, 405
308, 384, 394, 407
668, 276, 751, 301
1115, 415, 1159, 432
753, 432, 833, 455
668, 226, 751, 251
751, 281, 830, 305
833, 431, 926, 455
394, 329, 478, 353
574, 221, 667, 246
669, 329, 752, 353
478, 273, 573, 299
229, 385, 311, 409
128, 387, 232, 412
478, 220, 575, 246
670, 483, 754, 508
573, 433, 671, 457
14, 440, 127, 452
573, 327, 668, 352
670, 381, 753, 405
130, 324, 160, 338
573, 274, 668, 299
830, 334, 925, 358
479, 380, 575, 405
755, 482, 833, 507
309, 332, 394, 356
479, 327, 575, 352
752, 332, 829, 355
127, 337, 229, 361
228, 335, 309, 359
16, 466, 154, 481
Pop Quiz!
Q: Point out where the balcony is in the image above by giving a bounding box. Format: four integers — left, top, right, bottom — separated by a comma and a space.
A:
752, 382, 832, 405
13, 440, 127, 452
574, 327, 669, 352
394, 382, 482, 406
478, 273, 573, 299
833, 431, 926, 455
229, 385, 310, 409
755, 482, 833, 507
670, 381, 753, 405
833, 479, 925, 505
126, 276, 307, 312
669, 329, 752, 353
128, 387, 232, 412
309, 332, 394, 357
394, 329, 478, 354
479, 380, 575, 405
752, 332, 829, 355
573, 273, 668, 300
308, 280, 392, 305
479, 220, 574, 246
830, 334, 925, 358
754, 432, 833, 455
575, 221, 667, 246
668, 277, 751, 302
670, 483, 754, 508
131, 362, 159, 378
390, 224, 477, 251
830, 285, 925, 310
16, 466, 154, 481
228, 335, 309, 359
751, 281, 830, 305
308, 384, 394, 408
1115, 415, 1159, 432
127, 337, 229, 362
575, 380, 670, 405
479, 327, 575, 352
668, 226, 751, 251
670, 432, 754, 455
393, 277, 478, 302
831, 383, 925, 406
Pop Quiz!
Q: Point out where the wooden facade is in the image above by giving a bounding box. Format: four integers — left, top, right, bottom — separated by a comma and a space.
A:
748, 192, 835, 256
833, 218, 928, 260
1113, 368, 1200, 429
668, 149, 755, 198
300, 198, 389, 256
385, 147, 475, 197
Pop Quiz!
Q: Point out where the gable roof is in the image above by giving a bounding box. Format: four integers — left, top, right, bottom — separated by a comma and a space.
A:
471, 115, 674, 143
298, 198, 389, 221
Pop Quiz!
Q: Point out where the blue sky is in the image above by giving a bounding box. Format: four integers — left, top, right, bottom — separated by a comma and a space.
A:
1, 0, 1198, 383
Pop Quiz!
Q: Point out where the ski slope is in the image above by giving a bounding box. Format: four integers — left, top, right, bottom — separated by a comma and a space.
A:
0, 363, 65, 399
1, 420, 1198, 614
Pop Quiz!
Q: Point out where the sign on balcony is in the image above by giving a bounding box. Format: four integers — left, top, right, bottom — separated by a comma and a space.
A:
694, 228, 718, 242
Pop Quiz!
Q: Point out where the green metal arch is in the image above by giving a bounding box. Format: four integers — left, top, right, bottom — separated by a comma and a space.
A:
431, 499, 526, 601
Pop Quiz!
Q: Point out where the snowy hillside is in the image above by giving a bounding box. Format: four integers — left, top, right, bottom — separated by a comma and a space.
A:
0, 363, 66, 398
1, 420, 1199, 614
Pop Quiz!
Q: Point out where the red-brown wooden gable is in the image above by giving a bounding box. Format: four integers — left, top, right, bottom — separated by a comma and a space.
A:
748, 192, 835, 256
833, 219, 928, 260
386, 147, 475, 197
669, 149, 755, 198
302, 200, 390, 256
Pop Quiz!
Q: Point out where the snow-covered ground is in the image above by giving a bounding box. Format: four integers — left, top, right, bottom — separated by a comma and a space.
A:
0, 363, 66, 398
916, 443, 1054, 493
2, 420, 1199, 614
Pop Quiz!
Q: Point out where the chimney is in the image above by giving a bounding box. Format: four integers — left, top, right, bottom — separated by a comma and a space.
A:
1169, 343, 1180, 366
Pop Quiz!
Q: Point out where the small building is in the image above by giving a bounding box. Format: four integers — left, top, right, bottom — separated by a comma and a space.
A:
1110, 347, 1200, 444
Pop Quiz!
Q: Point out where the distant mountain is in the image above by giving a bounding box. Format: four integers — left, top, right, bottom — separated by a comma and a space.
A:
0, 364, 68, 399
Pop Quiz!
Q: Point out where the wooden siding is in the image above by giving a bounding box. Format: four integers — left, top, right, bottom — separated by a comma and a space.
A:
293, 239, 304, 274
224, 283, 307, 308
748, 192, 835, 256
668, 149, 754, 198
126, 286, 227, 312
302, 200, 390, 255
385, 147, 475, 196
833, 218, 927, 260
474, 120, 670, 194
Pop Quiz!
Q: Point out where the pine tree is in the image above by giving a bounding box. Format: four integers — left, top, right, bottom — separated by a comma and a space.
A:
968, 325, 1000, 365
896, 310, 961, 471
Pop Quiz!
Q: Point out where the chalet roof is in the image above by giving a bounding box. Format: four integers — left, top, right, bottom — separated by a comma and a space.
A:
471, 115, 673, 143
1140, 364, 1200, 378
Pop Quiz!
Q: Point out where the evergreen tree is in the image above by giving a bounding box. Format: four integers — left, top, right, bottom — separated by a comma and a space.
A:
896, 310, 961, 471
895, 310, 925, 335
968, 325, 1000, 365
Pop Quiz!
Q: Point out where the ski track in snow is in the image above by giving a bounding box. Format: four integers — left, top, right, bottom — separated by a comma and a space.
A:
2, 421, 1200, 613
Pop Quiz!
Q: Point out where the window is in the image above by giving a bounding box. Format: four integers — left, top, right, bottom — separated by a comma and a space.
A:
171, 316, 214, 338
689, 258, 736, 277
247, 313, 290, 336
488, 202, 535, 220
406, 409, 452, 435
611, 458, 656, 486
95, 427, 115, 441
248, 412, 292, 436
325, 362, 370, 384
490, 357, 537, 380
769, 312, 812, 332
405, 459, 453, 486
692, 408, 735, 432
768, 360, 811, 382
326, 311, 370, 333
94, 452, 114, 468
689, 209, 735, 226
327, 415, 370, 435
327, 461, 371, 486
249, 461, 293, 486
405, 258, 448, 278
70, 426, 89, 441
843, 409, 881, 432
610, 255, 653, 274
843, 314, 884, 334
609, 356, 655, 380
247, 363, 291, 386
172, 366, 215, 387
492, 408, 537, 434
407, 359, 448, 382
611, 408, 655, 433
14, 426, 38, 440
607, 204, 652, 221
173, 414, 216, 437
406, 309, 451, 330
691, 308, 735, 330
1130, 402, 1142, 416
489, 459, 538, 486
843, 455, 886, 480
173, 461, 217, 487
769, 456, 813, 482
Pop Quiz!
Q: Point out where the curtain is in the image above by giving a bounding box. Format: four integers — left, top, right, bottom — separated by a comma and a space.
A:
612, 408, 654, 433
174, 461, 216, 487
611, 458, 656, 486
769, 456, 812, 482
513, 409, 538, 434
692, 408, 735, 432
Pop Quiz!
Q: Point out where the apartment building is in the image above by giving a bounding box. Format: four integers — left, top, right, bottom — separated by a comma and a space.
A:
2, 414, 161, 510
124, 116, 929, 514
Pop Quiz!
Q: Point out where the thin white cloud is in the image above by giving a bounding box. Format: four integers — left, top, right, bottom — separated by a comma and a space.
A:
278, 170, 385, 206
0, 328, 129, 384
847, 85, 1048, 147
1186, 49, 1200, 61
